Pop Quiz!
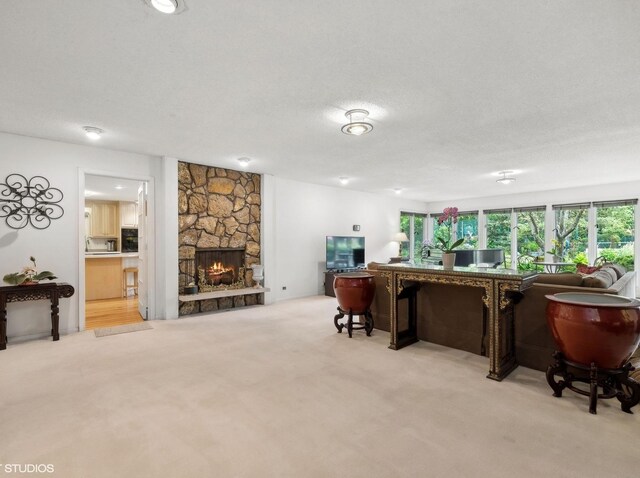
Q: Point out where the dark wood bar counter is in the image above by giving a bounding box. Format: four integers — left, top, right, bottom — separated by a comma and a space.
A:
372, 263, 537, 381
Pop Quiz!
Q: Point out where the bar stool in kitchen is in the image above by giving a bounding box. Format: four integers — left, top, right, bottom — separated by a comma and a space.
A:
122, 267, 138, 297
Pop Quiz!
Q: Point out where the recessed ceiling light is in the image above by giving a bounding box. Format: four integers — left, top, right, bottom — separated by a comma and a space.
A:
83, 126, 103, 140
151, 0, 177, 14
496, 170, 516, 184
341, 109, 373, 136
237, 157, 251, 168
339, 177, 349, 185
393, 188, 402, 195
114, 185, 124, 190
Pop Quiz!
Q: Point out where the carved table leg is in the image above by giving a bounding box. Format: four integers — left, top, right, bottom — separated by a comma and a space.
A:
546, 351, 567, 398
589, 362, 598, 415
0, 294, 6, 350
364, 309, 374, 336
50, 290, 60, 341
616, 364, 640, 414
346, 309, 354, 338
334, 307, 345, 333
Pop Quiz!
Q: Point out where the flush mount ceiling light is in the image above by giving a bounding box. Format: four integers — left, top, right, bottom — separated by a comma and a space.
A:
496, 170, 516, 184
83, 126, 103, 140
341, 109, 373, 136
237, 157, 251, 168
144, 0, 186, 14
339, 177, 349, 185
151, 0, 177, 13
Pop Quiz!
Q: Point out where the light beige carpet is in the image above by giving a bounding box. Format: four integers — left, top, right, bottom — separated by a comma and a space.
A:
94, 322, 153, 337
0, 296, 638, 478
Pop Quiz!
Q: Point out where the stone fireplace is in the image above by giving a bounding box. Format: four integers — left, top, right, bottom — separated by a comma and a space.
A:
178, 162, 262, 315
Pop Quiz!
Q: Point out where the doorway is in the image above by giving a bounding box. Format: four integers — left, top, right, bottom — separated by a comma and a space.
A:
80, 172, 154, 330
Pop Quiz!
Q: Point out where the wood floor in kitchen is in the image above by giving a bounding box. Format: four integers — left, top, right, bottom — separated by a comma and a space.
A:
85, 297, 144, 330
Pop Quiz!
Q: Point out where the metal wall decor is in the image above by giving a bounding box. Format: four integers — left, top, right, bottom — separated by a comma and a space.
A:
0, 174, 64, 229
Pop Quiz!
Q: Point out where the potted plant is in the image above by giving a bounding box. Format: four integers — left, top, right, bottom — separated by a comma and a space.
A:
3, 256, 57, 285
424, 207, 465, 268
547, 239, 565, 262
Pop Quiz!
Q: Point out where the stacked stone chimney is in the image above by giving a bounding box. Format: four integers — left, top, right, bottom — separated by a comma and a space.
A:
178, 161, 261, 315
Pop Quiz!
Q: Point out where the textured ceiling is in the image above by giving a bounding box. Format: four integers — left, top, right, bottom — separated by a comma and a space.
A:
85, 175, 142, 202
1, 1, 640, 201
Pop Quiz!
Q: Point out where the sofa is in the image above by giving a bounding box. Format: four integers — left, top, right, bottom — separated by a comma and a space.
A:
514, 264, 637, 375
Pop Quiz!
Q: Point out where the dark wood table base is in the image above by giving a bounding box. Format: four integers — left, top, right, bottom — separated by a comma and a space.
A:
376, 265, 537, 381
546, 351, 640, 414
0, 282, 75, 350
334, 307, 374, 338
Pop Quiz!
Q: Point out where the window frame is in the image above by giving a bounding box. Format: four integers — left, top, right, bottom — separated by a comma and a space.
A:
418, 199, 637, 271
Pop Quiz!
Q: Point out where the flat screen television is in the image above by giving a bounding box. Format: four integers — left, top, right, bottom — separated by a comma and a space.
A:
326, 236, 365, 270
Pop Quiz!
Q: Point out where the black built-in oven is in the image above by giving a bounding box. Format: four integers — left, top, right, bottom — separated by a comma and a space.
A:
121, 228, 138, 252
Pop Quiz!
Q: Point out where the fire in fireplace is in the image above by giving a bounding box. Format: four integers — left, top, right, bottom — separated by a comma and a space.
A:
194, 247, 245, 290
207, 261, 234, 285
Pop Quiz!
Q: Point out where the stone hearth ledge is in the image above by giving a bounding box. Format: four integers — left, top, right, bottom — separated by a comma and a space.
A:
178, 287, 270, 302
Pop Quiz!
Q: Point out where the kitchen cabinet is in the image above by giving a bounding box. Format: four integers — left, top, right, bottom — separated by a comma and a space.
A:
87, 201, 119, 238
85, 257, 122, 300
120, 201, 138, 228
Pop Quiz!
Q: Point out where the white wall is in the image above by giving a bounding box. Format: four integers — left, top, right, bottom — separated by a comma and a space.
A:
0, 132, 165, 340
157, 156, 179, 320
268, 177, 426, 301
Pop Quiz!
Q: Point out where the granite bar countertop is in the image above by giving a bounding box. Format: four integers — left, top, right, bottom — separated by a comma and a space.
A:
85, 252, 139, 259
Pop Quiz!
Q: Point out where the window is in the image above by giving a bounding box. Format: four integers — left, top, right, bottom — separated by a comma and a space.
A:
552, 203, 589, 263
429, 210, 478, 252
455, 211, 478, 249
421, 200, 636, 272
485, 209, 512, 267
431, 214, 447, 252
515, 206, 546, 270
400, 211, 427, 262
594, 200, 636, 271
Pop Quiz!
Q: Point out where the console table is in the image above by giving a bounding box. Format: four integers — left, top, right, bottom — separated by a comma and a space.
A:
0, 282, 75, 350
376, 264, 537, 381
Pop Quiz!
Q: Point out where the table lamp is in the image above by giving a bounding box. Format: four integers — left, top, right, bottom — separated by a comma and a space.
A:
391, 232, 409, 262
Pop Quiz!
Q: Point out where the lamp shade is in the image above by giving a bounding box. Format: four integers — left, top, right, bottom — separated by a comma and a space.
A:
393, 232, 409, 242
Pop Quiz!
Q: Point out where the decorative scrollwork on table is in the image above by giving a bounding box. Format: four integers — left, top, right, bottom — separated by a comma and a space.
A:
377, 271, 393, 295
0, 174, 64, 229
394, 271, 493, 307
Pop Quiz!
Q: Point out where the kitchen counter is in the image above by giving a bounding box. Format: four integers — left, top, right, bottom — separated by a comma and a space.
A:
85, 253, 138, 300
85, 252, 139, 258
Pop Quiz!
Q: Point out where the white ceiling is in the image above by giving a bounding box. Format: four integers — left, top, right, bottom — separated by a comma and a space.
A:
85, 174, 141, 202
2, 1, 640, 202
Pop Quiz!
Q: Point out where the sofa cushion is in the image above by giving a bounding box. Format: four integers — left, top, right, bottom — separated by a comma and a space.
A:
576, 264, 600, 274
534, 273, 584, 287
601, 263, 626, 280
582, 268, 617, 288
